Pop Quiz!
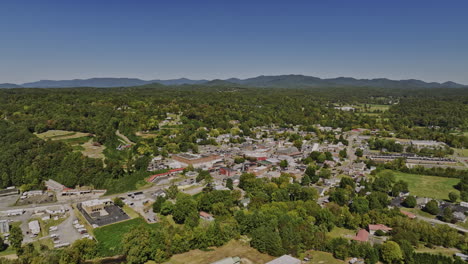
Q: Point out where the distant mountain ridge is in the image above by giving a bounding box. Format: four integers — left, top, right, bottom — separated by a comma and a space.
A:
0, 75, 466, 88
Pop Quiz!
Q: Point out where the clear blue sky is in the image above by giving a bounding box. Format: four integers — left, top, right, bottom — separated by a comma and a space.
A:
1, 0, 467, 84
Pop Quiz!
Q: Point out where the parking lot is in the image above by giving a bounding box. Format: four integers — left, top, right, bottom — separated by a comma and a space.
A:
77, 203, 129, 227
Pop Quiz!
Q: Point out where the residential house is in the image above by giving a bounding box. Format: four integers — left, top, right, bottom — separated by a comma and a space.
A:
368, 224, 392, 235
352, 229, 369, 242
199, 211, 214, 221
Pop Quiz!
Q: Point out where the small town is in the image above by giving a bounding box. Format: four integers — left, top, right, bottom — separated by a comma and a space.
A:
1, 1, 468, 264
1, 123, 467, 263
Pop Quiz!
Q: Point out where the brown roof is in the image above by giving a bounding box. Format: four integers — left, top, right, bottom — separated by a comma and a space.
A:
401, 210, 416, 219
352, 229, 369, 242
368, 224, 392, 231
199, 211, 213, 218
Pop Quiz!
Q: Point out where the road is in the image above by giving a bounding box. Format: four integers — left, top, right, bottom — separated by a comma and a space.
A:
0, 174, 207, 215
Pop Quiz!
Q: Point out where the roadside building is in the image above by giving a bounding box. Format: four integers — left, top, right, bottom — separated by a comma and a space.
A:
81, 199, 113, 216
29, 220, 41, 236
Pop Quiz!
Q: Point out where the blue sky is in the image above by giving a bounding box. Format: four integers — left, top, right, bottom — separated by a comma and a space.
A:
1, 0, 467, 84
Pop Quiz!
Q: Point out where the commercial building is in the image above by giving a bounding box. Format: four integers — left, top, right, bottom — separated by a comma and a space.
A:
171, 153, 222, 168
81, 199, 113, 216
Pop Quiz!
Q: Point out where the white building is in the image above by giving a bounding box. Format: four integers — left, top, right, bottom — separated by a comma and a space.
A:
29, 220, 41, 236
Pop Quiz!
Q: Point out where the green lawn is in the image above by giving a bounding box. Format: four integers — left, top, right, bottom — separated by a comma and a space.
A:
328, 227, 356, 239
122, 205, 140, 219
94, 217, 160, 256
415, 245, 460, 257
302, 250, 345, 264
453, 148, 468, 157
393, 171, 460, 200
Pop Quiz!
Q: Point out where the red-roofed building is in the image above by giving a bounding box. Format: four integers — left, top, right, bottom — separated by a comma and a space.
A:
147, 168, 185, 183
401, 210, 416, 219
199, 211, 214, 221
368, 224, 392, 235
352, 229, 369, 242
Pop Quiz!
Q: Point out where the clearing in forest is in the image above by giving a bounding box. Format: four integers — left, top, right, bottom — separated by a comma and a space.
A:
35, 130, 90, 140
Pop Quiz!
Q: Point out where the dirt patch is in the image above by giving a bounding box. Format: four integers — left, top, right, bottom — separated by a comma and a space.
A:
35, 130, 91, 141
136, 131, 158, 138
82, 139, 106, 159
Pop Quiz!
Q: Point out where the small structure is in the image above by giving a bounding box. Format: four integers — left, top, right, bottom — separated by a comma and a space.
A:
266, 255, 301, 264
401, 211, 416, 219
352, 229, 369, 242
29, 220, 41, 236
453, 212, 467, 223
153, 190, 166, 198
240, 198, 251, 207
0, 220, 9, 233
368, 224, 392, 235
199, 211, 214, 221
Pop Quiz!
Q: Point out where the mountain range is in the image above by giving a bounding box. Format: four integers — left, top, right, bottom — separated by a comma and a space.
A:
0, 75, 466, 89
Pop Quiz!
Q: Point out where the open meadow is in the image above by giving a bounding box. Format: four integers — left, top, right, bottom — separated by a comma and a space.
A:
393, 171, 460, 200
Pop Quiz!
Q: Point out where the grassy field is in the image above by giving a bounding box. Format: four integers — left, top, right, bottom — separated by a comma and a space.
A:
393, 171, 460, 200
81, 139, 106, 159
35, 130, 105, 159
302, 250, 345, 264
35, 130, 89, 140
356, 104, 391, 112
453, 148, 468, 157
0, 246, 16, 257
162, 240, 275, 264
122, 205, 140, 219
415, 245, 460, 257
328, 227, 356, 240
94, 218, 160, 256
